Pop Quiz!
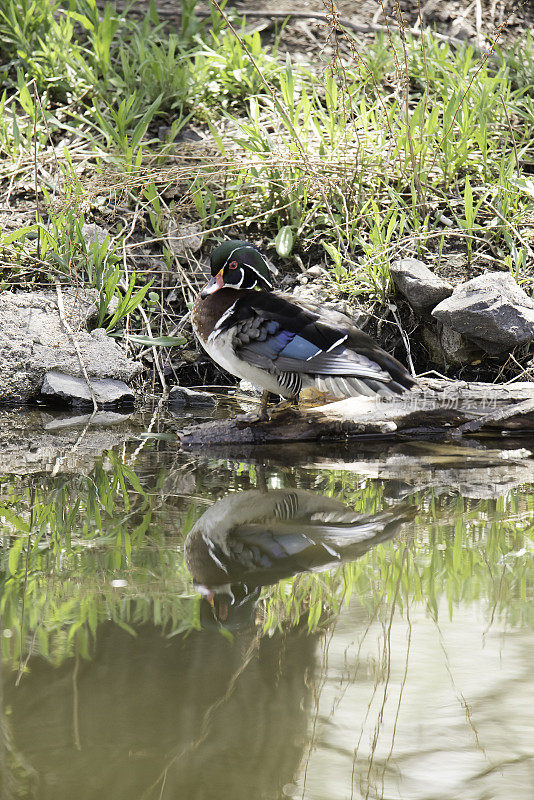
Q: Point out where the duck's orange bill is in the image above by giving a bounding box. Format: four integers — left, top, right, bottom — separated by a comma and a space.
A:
201, 269, 225, 297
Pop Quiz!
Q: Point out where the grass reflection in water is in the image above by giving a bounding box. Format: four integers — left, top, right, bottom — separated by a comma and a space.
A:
0, 445, 532, 666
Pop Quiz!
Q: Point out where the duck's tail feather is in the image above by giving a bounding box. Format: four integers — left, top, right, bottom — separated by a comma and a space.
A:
314, 374, 410, 399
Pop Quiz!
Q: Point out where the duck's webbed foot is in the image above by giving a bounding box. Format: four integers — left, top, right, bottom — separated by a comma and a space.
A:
269, 397, 300, 417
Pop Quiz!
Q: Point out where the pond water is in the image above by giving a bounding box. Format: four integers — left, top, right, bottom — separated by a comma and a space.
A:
0, 406, 532, 800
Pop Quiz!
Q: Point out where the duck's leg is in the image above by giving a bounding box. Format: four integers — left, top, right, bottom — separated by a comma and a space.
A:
259, 389, 270, 420
236, 390, 271, 425
236, 392, 299, 425
260, 392, 300, 419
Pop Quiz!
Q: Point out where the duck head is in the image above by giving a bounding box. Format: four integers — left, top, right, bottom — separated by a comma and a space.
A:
195, 580, 260, 626
201, 240, 276, 297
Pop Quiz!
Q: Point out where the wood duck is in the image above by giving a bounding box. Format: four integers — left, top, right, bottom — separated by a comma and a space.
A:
192, 240, 417, 417
184, 488, 416, 623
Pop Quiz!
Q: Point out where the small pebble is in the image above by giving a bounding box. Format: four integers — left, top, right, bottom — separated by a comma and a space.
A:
169, 386, 216, 407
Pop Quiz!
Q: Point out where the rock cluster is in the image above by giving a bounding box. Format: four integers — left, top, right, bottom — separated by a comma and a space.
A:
390, 260, 534, 365
432, 273, 534, 352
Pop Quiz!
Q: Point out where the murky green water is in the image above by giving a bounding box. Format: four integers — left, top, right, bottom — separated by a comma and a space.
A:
0, 407, 532, 799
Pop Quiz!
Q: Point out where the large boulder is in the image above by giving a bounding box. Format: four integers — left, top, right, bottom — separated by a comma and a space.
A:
390, 258, 453, 311
432, 273, 534, 353
0, 289, 142, 402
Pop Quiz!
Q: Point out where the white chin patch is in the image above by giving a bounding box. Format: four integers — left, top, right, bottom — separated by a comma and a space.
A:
204, 281, 221, 295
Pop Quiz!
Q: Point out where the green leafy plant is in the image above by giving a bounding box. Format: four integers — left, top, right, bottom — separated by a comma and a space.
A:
104, 271, 154, 331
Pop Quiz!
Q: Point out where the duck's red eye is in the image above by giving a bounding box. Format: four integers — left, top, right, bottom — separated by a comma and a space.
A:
229, 260, 238, 270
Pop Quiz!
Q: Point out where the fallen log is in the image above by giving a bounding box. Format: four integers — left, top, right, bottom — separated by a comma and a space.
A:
178, 379, 534, 447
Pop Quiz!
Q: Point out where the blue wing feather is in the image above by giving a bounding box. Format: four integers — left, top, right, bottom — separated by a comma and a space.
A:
240, 336, 389, 379
278, 335, 321, 361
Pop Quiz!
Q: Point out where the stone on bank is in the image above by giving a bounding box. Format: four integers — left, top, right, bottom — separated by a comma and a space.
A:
390, 258, 453, 311
41, 371, 134, 407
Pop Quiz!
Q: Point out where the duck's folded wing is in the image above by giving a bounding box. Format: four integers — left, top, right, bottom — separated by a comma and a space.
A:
226, 505, 415, 578
223, 292, 413, 385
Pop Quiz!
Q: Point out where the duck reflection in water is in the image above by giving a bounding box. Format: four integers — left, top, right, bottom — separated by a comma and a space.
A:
185, 488, 416, 623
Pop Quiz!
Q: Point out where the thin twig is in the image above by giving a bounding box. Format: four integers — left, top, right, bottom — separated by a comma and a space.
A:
416, 0, 431, 206
15, 530, 32, 686
502, 352, 534, 384
388, 303, 416, 376
128, 399, 165, 462
120, 267, 167, 398
485, 200, 534, 257
142, 633, 261, 800
32, 81, 40, 260
16, 486, 37, 687
72, 653, 82, 751
55, 284, 99, 413
50, 409, 98, 477
475, 0, 483, 48
395, 2, 424, 211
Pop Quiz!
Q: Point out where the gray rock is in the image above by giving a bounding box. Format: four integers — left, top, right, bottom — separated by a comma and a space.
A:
168, 386, 216, 407
157, 125, 203, 143
0, 290, 142, 402
390, 258, 453, 311
41, 371, 134, 407
165, 218, 203, 255
305, 265, 326, 279
450, 18, 475, 40
81, 223, 109, 248
432, 272, 534, 352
